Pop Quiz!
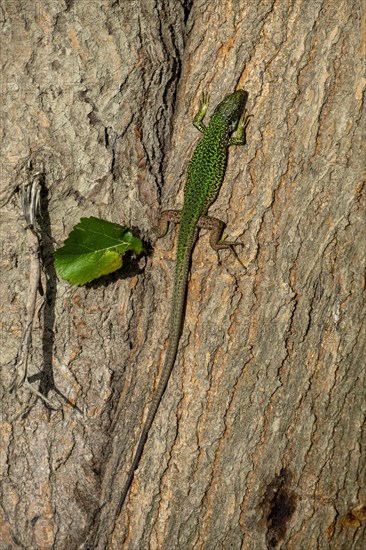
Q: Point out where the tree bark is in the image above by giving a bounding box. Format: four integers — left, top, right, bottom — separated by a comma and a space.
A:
1, 1, 365, 549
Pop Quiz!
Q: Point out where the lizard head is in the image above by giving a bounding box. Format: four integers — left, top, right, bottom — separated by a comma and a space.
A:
213, 89, 248, 133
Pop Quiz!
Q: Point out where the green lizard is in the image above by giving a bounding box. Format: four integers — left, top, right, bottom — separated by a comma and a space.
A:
118, 89, 250, 513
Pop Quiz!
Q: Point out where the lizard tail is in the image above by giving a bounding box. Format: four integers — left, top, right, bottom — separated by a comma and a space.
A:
117, 235, 195, 515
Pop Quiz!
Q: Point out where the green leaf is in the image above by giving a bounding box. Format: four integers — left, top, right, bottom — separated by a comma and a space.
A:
54, 217, 143, 285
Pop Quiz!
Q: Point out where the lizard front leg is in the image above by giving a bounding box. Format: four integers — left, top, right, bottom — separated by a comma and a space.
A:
229, 109, 252, 145
193, 92, 209, 133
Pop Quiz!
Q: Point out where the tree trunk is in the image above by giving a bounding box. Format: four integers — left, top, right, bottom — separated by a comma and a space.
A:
1, 1, 364, 549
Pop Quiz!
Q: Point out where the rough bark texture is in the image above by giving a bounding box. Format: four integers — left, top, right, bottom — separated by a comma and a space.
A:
1, 1, 365, 549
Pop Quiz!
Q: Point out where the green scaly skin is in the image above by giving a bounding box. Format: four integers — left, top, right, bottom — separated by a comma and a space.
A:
117, 90, 249, 514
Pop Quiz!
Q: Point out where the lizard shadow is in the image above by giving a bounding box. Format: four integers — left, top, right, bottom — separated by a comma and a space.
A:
27, 196, 150, 413
25, 182, 81, 412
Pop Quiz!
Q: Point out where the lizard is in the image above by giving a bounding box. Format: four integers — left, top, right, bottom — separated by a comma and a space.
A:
117, 89, 250, 514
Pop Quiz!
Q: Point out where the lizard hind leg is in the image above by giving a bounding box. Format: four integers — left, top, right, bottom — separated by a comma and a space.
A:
154, 209, 182, 239
197, 215, 247, 272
